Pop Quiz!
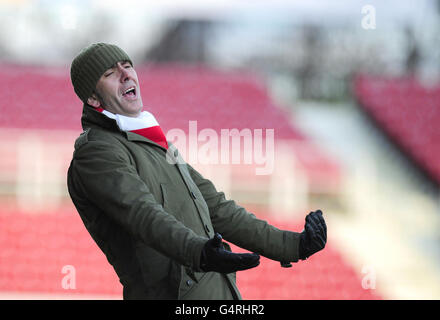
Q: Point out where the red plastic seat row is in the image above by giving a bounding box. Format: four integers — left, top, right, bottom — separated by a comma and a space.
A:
0, 210, 380, 299
353, 74, 440, 184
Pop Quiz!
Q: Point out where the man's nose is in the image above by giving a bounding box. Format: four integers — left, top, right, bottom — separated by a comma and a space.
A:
117, 64, 129, 82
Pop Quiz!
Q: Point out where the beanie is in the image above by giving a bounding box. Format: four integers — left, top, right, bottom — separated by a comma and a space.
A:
70, 43, 133, 103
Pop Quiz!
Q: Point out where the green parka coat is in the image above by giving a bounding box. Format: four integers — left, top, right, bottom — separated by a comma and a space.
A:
67, 105, 301, 300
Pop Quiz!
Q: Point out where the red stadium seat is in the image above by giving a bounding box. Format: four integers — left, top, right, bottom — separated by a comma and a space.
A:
354, 74, 440, 184
0, 211, 380, 299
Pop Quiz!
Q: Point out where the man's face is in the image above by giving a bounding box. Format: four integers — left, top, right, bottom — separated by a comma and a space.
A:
90, 61, 143, 117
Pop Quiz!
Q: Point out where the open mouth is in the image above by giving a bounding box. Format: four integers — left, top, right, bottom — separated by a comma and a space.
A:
122, 86, 136, 98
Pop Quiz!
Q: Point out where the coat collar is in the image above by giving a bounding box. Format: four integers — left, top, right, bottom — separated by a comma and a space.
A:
81, 104, 168, 152
81, 104, 118, 132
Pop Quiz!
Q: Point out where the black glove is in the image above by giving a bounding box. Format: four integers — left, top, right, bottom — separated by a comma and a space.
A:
200, 233, 260, 273
298, 210, 327, 260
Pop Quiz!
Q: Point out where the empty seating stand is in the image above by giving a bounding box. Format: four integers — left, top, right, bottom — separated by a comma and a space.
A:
354, 74, 440, 185
0, 64, 356, 299
0, 210, 380, 299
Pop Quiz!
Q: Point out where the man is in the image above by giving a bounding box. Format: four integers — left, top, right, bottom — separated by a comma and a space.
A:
67, 42, 327, 300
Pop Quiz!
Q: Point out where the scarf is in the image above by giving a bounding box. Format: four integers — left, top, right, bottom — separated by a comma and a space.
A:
95, 107, 168, 149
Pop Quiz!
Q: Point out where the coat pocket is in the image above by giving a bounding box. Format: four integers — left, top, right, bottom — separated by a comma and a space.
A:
160, 182, 206, 234
160, 182, 185, 220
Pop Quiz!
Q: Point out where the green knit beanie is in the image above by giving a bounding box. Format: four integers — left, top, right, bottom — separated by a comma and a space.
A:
70, 43, 133, 103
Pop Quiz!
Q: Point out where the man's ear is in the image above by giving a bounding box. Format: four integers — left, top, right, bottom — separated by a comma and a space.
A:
87, 93, 101, 108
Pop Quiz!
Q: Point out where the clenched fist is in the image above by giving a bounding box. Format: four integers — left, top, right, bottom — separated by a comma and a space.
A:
298, 210, 327, 260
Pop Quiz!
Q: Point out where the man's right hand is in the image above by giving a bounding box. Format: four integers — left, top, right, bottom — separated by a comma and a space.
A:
200, 233, 260, 273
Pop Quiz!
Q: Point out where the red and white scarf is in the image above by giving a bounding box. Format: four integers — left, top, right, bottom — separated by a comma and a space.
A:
96, 107, 168, 149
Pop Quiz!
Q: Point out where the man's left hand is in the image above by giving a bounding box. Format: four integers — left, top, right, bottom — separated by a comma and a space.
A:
298, 210, 327, 260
